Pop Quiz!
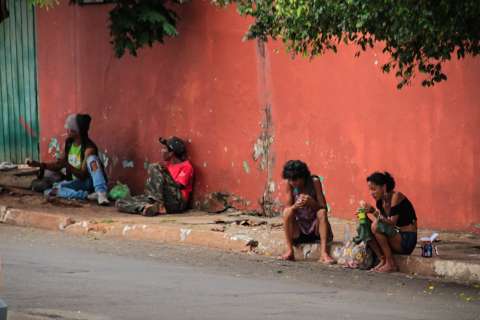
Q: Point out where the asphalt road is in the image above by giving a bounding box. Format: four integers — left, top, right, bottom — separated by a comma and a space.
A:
0, 225, 478, 320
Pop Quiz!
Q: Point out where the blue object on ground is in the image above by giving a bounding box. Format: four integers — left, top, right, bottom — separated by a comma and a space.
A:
0, 299, 7, 320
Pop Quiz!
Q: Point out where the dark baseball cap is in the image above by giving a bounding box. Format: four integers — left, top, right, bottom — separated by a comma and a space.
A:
159, 136, 187, 157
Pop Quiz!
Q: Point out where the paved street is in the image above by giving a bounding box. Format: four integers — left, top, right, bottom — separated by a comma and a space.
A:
0, 225, 478, 320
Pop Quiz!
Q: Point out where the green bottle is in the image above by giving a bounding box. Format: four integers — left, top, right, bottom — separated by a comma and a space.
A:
357, 208, 367, 224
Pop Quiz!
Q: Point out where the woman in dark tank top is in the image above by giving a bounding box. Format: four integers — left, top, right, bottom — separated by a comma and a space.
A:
359, 172, 418, 273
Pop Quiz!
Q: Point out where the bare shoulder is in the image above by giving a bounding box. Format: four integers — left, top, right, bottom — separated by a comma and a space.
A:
391, 191, 405, 206
312, 176, 322, 184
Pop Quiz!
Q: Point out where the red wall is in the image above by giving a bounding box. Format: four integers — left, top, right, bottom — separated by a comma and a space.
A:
36, 1, 480, 232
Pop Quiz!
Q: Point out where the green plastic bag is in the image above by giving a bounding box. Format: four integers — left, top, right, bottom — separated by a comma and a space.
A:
108, 182, 130, 200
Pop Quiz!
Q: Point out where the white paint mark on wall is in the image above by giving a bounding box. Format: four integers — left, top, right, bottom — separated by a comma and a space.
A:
99, 152, 110, 169
203, 162, 208, 168
48, 138, 61, 159
349, 195, 356, 205
122, 160, 135, 168
180, 228, 192, 241
268, 181, 276, 193
242, 161, 250, 174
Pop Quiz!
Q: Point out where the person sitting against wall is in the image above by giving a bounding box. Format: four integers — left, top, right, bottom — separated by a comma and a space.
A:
27, 114, 110, 205
116, 136, 194, 216
280, 160, 334, 264
359, 172, 418, 273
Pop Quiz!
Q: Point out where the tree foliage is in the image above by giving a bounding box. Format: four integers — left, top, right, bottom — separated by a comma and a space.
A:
26, 0, 189, 57
213, 0, 480, 88
70, 0, 189, 57
29, 0, 58, 8
112, 0, 191, 57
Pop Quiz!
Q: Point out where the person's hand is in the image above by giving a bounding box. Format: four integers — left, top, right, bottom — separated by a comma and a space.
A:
27, 160, 40, 168
301, 194, 315, 207
292, 196, 305, 210
358, 200, 374, 213
297, 194, 311, 208
27, 160, 42, 168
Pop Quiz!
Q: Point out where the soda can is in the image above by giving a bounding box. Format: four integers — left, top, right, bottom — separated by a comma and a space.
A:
422, 242, 433, 258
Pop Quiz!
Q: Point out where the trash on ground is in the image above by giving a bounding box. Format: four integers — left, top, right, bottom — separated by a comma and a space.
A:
211, 226, 226, 232
420, 232, 439, 242
0, 162, 17, 171
108, 182, 130, 200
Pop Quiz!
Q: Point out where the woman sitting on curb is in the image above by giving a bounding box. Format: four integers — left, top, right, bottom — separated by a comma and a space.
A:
116, 136, 194, 216
28, 114, 109, 205
360, 172, 418, 273
280, 160, 334, 264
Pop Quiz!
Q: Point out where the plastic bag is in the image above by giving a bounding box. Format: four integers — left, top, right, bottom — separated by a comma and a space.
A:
108, 182, 130, 200
333, 241, 374, 270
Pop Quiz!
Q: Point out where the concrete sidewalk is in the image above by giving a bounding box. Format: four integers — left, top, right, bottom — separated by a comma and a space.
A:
1, 191, 479, 284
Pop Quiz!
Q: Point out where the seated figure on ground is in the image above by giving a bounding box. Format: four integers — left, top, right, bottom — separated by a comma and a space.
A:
280, 160, 334, 264
116, 136, 194, 216
360, 171, 418, 273
28, 114, 109, 205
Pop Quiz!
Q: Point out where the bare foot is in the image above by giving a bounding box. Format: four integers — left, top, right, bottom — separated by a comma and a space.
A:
157, 203, 168, 215
319, 253, 335, 265
142, 204, 159, 217
375, 259, 398, 273
370, 257, 386, 271
278, 250, 295, 261
343, 260, 358, 269
142, 203, 168, 217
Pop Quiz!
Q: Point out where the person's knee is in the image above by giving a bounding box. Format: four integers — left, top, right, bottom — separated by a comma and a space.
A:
283, 207, 295, 220
86, 155, 100, 172
317, 208, 328, 222
371, 221, 378, 234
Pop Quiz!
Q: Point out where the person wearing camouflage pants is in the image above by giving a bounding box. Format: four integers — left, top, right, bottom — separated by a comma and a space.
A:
116, 136, 194, 216
116, 164, 187, 215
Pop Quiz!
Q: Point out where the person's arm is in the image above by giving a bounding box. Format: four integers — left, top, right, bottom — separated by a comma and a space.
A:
361, 201, 384, 221
66, 147, 96, 180
299, 178, 326, 211
285, 183, 294, 207
381, 192, 403, 225
28, 158, 67, 172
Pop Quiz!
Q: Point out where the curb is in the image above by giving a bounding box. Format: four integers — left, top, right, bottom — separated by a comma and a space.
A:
1, 206, 479, 284
0, 299, 7, 320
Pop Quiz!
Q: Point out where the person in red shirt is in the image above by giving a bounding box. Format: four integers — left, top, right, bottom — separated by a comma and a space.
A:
116, 136, 194, 216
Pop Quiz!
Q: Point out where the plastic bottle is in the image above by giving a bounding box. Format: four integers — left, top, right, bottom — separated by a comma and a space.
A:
357, 208, 367, 224
343, 223, 351, 244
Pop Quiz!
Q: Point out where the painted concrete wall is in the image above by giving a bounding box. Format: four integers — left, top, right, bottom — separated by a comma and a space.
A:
36, 1, 480, 232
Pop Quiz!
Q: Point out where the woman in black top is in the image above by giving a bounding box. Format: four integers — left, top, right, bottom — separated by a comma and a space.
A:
360, 172, 417, 273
